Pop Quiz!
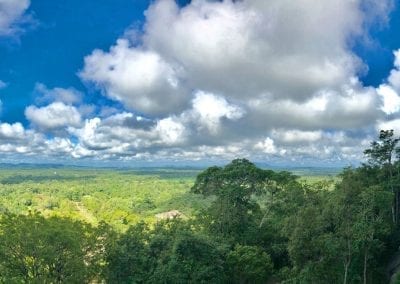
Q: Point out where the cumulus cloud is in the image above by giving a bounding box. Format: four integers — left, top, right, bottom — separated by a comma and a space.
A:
254, 138, 277, 154
377, 84, 400, 115
388, 50, 400, 92
0, 122, 63, 157
81, 0, 392, 117
155, 117, 186, 145
67, 113, 157, 158
34, 83, 83, 105
44, 138, 74, 155
80, 39, 187, 116
373, 49, 400, 116
25, 102, 82, 130
0, 122, 24, 139
143, 0, 367, 101
0, 0, 31, 36
245, 81, 381, 131
190, 91, 244, 134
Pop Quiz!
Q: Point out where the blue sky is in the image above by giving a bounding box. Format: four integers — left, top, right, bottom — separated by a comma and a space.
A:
0, 0, 400, 166
0, 0, 150, 122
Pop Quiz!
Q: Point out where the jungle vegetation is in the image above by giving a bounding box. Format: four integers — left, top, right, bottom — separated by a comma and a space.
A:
0, 130, 400, 283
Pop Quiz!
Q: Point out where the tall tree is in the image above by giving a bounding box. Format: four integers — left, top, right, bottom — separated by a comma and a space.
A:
364, 129, 400, 224
201, 184, 262, 244
105, 222, 150, 284
355, 185, 392, 284
191, 159, 267, 196
227, 245, 273, 284
0, 213, 101, 283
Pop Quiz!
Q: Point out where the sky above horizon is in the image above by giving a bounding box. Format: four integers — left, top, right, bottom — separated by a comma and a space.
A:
0, 0, 400, 167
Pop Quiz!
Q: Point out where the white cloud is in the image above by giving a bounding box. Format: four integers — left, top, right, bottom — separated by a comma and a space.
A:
0, 0, 30, 36
80, 39, 187, 116
67, 112, 183, 158
374, 49, 400, 116
246, 83, 381, 131
143, 0, 366, 101
155, 117, 186, 145
254, 138, 277, 154
44, 138, 74, 155
69, 118, 101, 149
80, 0, 392, 119
191, 91, 244, 134
272, 129, 323, 144
377, 119, 400, 135
0, 109, 375, 164
388, 49, 400, 92
71, 144, 95, 159
0, 122, 24, 139
377, 84, 400, 115
34, 83, 83, 105
0, 123, 59, 157
25, 102, 82, 130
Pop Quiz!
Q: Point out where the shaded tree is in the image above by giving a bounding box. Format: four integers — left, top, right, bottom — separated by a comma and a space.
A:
151, 232, 227, 283
105, 222, 150, 284
0, 213, 101, 283
364, 129, 400, 224
227, 245, 273, 284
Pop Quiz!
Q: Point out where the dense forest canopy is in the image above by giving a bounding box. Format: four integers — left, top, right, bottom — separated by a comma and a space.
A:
1, 130, 400, 283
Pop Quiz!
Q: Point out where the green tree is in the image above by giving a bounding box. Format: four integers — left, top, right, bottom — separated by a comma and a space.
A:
191, 166, 224, 196
152, 232, 227, 283
334, 168, 393, 283
354, 185, 392, 284
285, 190, 341, 283
227, 245, 273, 284
191, 159, 273, 195
0, 213, 101, 283
106, 219, 227, 283
283, 167, 393, 283
364, 129, 400, 224
194, 159, 297, 245
201, 183, 262, 244
105, 222, 150, 283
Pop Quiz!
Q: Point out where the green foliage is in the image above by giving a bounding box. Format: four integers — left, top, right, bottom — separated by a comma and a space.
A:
153, 232, 226, 283
227, 245, 273, 283
201, 184, 263, 244
105, 219, 227, 283
105, 222, 150, 283
191, 158, 296, 196
363, 129, 400, 225
0, 168, 209, 230
284, 190, 341, 283
364, 129, 400, 166
0, 133, 399, 283
283, 167, 394, 283
190, 166, 223, 195
0, 213, 103, 283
